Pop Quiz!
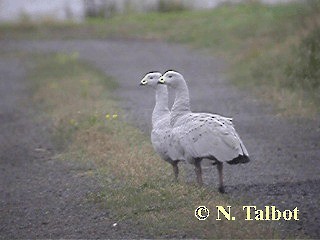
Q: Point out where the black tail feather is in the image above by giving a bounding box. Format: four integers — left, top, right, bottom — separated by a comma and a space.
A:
227, 154, 250, 165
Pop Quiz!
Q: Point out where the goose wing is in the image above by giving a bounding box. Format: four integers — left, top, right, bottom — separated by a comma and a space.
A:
175, 113, 248, 162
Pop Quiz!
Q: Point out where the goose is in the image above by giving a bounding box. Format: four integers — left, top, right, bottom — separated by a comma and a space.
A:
140, 72, 183, 181
158, 70, 250, 193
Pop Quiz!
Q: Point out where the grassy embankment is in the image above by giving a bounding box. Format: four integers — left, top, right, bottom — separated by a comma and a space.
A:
93, 1, 320, 116
27, 52, 287, 238
2, 1, 319, 116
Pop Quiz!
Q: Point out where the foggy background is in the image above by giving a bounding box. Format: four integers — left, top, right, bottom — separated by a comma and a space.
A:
0, 0, 297, 22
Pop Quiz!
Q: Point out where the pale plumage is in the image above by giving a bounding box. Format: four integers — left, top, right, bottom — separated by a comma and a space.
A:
140, 72, 182, 180
171, 113, 249, 163
159, 70, 250, 193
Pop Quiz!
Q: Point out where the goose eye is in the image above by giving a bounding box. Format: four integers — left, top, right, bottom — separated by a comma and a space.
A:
168, 75, 172, 78
150, 77, 154, 79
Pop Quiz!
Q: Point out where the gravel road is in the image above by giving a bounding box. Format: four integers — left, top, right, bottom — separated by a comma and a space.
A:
0, 56, 139, 238
1, 39, 319, 238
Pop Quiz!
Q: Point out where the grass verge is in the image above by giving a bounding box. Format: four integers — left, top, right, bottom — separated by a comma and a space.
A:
26, 52, 296, 238
100, 1, 320, 116
4, 1, 319, 116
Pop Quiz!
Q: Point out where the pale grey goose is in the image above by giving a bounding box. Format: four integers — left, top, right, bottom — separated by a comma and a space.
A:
140, 72, 183, 181
158, 70, 250, 193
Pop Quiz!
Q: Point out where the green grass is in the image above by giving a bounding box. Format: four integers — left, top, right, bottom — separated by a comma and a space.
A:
24, 52, 292, 238
98, 1, 319, 116
28, 52, 118, 150
1, 1, 319, 116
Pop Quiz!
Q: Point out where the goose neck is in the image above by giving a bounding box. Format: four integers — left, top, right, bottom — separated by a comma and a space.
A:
152, 85, 169, 126
171, 81, 191, 124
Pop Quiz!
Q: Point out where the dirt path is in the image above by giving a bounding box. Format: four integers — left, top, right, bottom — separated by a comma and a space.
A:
0, 56, 140, 239
1, 40, 319, 238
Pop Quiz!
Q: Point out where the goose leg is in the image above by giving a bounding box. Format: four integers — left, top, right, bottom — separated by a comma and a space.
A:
172, 161, 179, 182
194, 160, 203, 186
217, 162, 225, 193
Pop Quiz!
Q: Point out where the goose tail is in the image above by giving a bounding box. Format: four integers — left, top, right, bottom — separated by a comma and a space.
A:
227, 154, 250, 165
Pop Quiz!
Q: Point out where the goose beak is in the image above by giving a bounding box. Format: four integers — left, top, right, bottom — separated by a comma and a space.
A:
140, 79, 147, 86
158, 76, 165, 84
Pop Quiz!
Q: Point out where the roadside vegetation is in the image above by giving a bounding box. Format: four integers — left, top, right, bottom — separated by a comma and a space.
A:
26, 52, 288, 238
2, 1, 317, 237
1, 1, 319, 116
92, 0, 320, 116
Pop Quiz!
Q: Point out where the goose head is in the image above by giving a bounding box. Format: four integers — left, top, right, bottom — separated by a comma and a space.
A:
158, 70, 184, 88
140, 72, 162, 89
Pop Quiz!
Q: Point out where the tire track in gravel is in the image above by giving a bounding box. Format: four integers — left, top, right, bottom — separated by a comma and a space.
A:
1, 39, 319, 238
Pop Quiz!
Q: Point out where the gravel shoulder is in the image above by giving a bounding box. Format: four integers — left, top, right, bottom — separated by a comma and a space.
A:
1, 39, 319, 238
0, 56, 139, 239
